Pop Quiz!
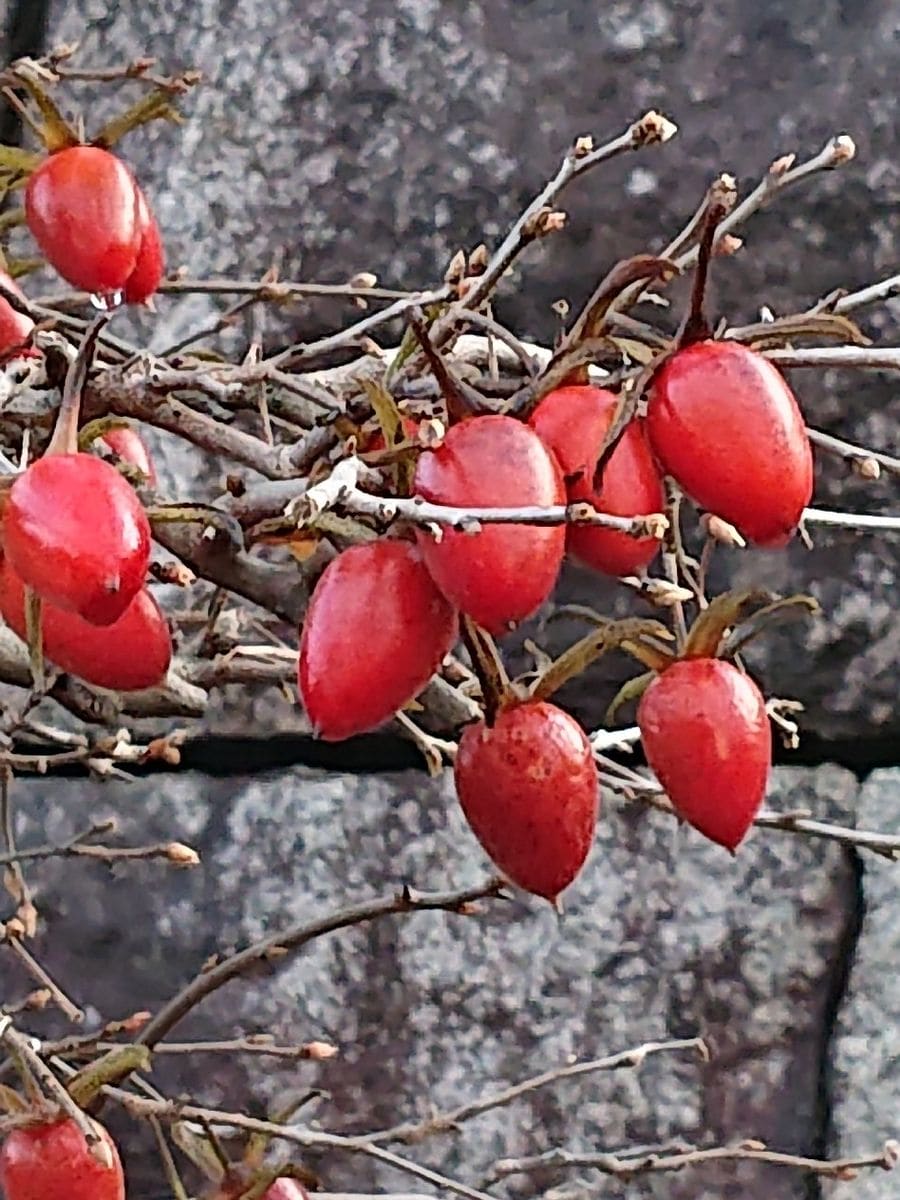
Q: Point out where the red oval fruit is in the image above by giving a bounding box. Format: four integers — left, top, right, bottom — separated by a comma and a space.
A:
646, 340, 813, 547
0, 559, 171, 690
264, 1182, 309, 1200
454, 700, 599, 900
4, 453, 151, 626
298, 539, 458, 741
100, 425, 158, 486
413, 415, 565, 635
0, 1117, 125, 1200
123, 189, 165, 305
0, 271, 35, 362
530, 384, 664, 577
25, 146, 141, 294
637, 657, 771, 851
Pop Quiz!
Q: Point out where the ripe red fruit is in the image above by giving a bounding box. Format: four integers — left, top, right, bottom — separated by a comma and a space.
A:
454, 700, 599, 900
263, 1182, 309, 1200
0, 559, 171, 690
0, 1117, 125, 1200
646, 340, 813, 547
3, 453, 151, 626
25, 146, 141, 295
100, 425, 158, 486
298, 539, 458, 740
529, 384, 664, 577
123, 188, 165, 305
413, 415, 565, 635
637, 657, 771, 851
0, 271, 35, 362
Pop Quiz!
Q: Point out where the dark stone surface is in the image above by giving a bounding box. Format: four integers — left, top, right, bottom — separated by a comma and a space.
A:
23, 0, 898, 743
6, 763, 863, 1199
830, 768, 900, 1200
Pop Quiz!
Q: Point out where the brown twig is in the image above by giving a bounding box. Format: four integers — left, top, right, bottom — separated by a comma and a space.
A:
487, 1137, 899, 1184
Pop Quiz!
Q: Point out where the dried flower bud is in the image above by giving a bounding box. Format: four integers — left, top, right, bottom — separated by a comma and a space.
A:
643, 513, 670, 540
444, 248, 467, 284
551, 298, 570, 319
468, 243, 489, 274
854, 455, 881, 481
523, 207, 567, 238
714, 233, 743, 257
829, 134, 856, 164
348, 271, 378, 290
303, 1040, 339, 1060
150, 561, 196, 587
640, 578, 695, 607
632, 110, 678, 145
573, 134, 594, 158
769, 153, 797, 178
702, 514, 747, 548
417, 418, 446, 449
166, 842, 200, 867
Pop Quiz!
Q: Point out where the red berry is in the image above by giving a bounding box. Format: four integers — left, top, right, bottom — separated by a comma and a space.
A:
263, 1182, 309, 1200
100, 425, 158, 486
25, 146, 141, 295
637, 657, 771, 851
0, 271, 35, 362
0, 1117, 125, 1200
123, 188, 165, 305
530, 384, 664, 577
646, 340, 813, 547
413, 415, 565, 635
0, 559, 171, 691
299, 539, 458, 741
3, 454, 151, 626
454, 700, 599, 900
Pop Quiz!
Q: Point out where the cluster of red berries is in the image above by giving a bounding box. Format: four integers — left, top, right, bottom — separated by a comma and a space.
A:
0, 144, 170, 694
299, 339, 814, 901
0, 1112, 308, 1200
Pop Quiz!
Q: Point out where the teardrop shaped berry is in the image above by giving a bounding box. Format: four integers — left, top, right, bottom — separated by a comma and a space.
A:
0, 559, 171, 691
100, 425, 158, 486
25, 146, 141, 295
530, 384, 664, 577
413, 415, 565, 635
0, 1117, 125, 1200
646, 340, 813, 547
454, 700, 599, 900
123, 188, 165, 306
0, 270, 36, 362
299, 539, 458, 740
3, 453, 151, 626
637, 657, 771, 851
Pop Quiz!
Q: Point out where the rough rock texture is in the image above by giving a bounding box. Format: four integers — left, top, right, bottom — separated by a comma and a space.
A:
829, 768, 900, 1200
6, 764, 863, 1199
0, 0, 888, 743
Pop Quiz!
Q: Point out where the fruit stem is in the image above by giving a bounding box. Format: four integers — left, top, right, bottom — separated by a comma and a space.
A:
678, 174, 737, 347
408, 310, 485, 423
23, 588, 44, 691
460, 616, 511, 727
45, 314, 110, 457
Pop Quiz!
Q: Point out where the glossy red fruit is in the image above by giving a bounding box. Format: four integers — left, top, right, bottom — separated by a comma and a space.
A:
123, 188, 165, 305
454, 700, 599, 900
637, 657, 771, 851
263, 1182, 309, 1200
0, 1117, 125, 1200
0, 271, 35, 361
3, 454, 151, 626
100, 425, 158, 486
0, 559, 171, 690
530, 384, 664, 577
299, 539, 458, 740
25, 146, 141, 294
646, 340, 813, 547
413, 415, 565, 635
